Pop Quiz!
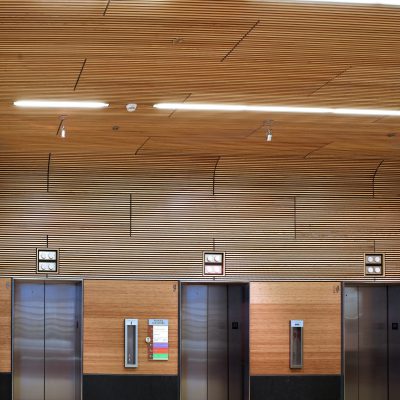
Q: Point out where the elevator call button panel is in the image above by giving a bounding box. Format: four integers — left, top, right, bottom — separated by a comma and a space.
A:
290, 320, 304, 369
125, 319, 138, 368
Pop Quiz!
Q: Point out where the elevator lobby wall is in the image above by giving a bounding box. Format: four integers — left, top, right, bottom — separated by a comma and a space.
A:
0, 278, 180, 400
0, 153, 400, 281
0, 278, 342, 400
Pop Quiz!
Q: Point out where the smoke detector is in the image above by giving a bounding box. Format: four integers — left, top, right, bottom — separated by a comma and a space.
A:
126, 103, 137, 112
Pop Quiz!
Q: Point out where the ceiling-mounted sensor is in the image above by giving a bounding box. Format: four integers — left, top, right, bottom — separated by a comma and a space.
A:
126, 103, 137, 112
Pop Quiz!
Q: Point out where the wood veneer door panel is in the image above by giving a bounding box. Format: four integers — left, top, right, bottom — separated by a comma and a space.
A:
250, 282, 341, 375
83, 280, 178, 375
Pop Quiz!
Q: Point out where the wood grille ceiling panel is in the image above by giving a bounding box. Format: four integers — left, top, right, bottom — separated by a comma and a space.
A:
1, 2, 400, 156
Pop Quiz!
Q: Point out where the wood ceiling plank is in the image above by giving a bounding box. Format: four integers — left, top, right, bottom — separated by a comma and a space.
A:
0, 1, 108, 17
1, 1, 400, 157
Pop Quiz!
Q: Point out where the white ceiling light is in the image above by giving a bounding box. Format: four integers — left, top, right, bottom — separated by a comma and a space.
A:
14, 100, 109, 109
154, 103, 400, 117
302, 0, 400, 6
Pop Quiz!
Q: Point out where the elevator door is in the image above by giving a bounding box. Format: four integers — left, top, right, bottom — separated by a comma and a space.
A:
13, 280, 82, 400
344, 285, 400, 400
181, 284, 249, 400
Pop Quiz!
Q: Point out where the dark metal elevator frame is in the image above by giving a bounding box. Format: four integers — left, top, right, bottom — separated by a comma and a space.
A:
179, 283, 250, 400
343, 283, 400, 400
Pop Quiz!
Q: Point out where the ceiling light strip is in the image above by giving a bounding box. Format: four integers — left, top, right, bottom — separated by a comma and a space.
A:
14, 100, 109, 109
302, 0, 400, 6
154, 103, 400, 117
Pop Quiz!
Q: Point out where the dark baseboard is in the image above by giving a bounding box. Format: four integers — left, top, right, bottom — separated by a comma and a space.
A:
3, 371, 342, 400
250, 375, 342, 400
0, 372, 12, 400
83, 374, 179, 400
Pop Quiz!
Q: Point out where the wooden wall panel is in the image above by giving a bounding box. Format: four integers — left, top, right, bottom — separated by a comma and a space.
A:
0, 153, 399, 281
131, 194, 294, 239
83, 280, 178, 375
217, 158, 378, 197
375, 160, 400, 197
0, 278, 11, 372
297, 198, 400, 239
0, 193, 129, 237
377, 240, 400, 279
51, 154, 216, 194
0, 153, 48, 192
219, 238, 373, 281
250, 282, 341, 375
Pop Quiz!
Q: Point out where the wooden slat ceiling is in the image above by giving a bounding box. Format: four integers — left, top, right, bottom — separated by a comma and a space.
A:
1, 1, 400, 157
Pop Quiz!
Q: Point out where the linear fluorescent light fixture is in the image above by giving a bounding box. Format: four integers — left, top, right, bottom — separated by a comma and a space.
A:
302, 0, 400, 6
154, 103, 400, 117
14, 100, 109, 109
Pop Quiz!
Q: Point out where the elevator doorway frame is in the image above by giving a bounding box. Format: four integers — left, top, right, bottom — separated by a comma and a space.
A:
11, 278, 84, 400
343, 282, 400, 400
179, 282, 250, 400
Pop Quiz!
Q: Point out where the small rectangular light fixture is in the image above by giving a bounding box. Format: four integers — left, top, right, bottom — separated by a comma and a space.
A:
37, 249, 59, 273
14, 100, 109, 109
365, 253, 385, 276
154, 103, 400, 117
203, 252, 225, 276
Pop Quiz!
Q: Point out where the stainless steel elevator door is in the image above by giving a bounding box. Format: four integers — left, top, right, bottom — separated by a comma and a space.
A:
44, 282, 82, 400
13, 280, 82, 400
344, 285, 400, 400
344, 286, 359, 400
181, 284, 248, 400
358, 286, 387, 400
181, 285, 208, 400
207, 286, 228, 400
13, 281, 45, 400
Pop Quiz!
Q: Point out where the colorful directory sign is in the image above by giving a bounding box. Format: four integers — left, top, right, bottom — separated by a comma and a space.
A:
148, 319, 168, 361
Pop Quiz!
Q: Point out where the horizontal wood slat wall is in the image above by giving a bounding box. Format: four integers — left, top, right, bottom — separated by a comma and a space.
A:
0, 278, 11, 372
83, 280, 178, 375
250, 282, 341, 375
0, 153, 400, 281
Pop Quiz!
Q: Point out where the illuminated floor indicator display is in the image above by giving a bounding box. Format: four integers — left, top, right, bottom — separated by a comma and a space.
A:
148, 319, 169, 361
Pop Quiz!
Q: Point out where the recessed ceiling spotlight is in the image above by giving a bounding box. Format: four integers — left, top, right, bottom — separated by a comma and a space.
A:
14, 100, 109, 109
154, 103, 400, 117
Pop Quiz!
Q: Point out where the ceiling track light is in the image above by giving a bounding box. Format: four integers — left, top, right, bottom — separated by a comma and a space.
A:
57, 116, 67, 139
14, 100, 109, 109
264, 119, 273, 142
154, 103, 400, 117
